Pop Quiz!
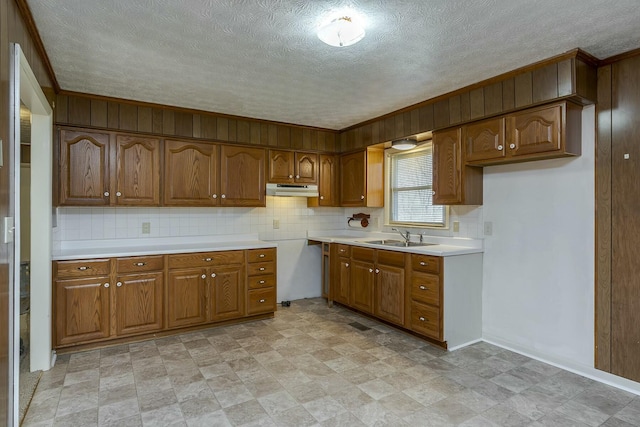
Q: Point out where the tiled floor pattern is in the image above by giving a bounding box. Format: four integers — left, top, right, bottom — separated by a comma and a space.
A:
23, 298, 640, 426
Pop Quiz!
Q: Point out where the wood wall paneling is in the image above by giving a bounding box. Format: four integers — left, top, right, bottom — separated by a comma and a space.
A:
532, 63, 558, 103
90, 99, 108, 128
577, 58, 599, 102
484, 82, 503, 116
107, 102, 119, 129
201, 115, 217, 139
469, 88, 484, 120
514, 72, 533, 108
216, 117, 228, 141
68, 96, 91, 126
174, 111, 193, 137
228, 118, 237, 142
557, 58, 573, 97
384, 116, 395, 142
277, 125, 290, 148
267, 124, 277, 147
434, 99, 450, 129
460, 92, 471, 122
192, 114, 201, 138
162, 110, 175, 135
56, 94, 68, 123
419, 104, 435, 132
152, 108, 163, 134
250, 122, 261, 145
119, 104, 138, 131
502, 79, 515, 112
137, 106, 152, 133
449, 96, 461, 125
237, 119, 250, 144
595, 65, 612, 372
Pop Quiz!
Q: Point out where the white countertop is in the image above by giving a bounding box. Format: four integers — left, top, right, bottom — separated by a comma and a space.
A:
53, 234, 277, 260
307, 231, 483, 256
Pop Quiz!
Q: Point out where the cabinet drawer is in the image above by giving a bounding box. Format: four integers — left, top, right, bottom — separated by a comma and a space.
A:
247, 248, 276, 263
248, 288, 277, 315
248, 274, 276, 290
335, 244, 350, 257
247, 262, 275, 276
168, 251, 244, 269
411, 272, 441, 306
55, 259, 110, 278
116, 255, 164, 273
411, 301, 442, 340
351, 246, 375, 262
411, 254, 440, 274
377, 250, 405, 268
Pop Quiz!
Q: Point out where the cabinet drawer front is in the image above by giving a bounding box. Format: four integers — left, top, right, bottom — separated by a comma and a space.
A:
411, 254, 440, 274
55, 259, 111, 278
168, 251, 244, 268
351, 246, 375, 262
335, 244, 350, 257
248, 288, 277, 315
411, 273, 441, 306
248, 274, 276, 290
116, 255, 164, 273
247, 248, 276, 263
247, 262, 275, 276
377, 250, 405, 268
411, 301, 441, 340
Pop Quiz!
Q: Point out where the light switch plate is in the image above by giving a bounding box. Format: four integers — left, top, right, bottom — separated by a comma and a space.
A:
142, 222, 150, 234
452, 221, 460, 232
484, 221, 493, 236
273, 219, 280, 229
4, 217, 14, 243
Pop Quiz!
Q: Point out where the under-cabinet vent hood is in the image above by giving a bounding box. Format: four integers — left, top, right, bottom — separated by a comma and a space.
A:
266, 183, 319, 197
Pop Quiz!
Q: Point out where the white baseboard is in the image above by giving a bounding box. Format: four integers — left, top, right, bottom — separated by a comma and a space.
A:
50, 350, 57, 369
448, 338, 483, 352
482, 334, 640, 396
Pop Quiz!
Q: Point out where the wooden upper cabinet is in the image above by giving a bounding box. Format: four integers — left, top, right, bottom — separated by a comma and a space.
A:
433, 128, 483, 205
220, 145, 266, 206
59, 129, 110, 206
464, 117, 506, 163
340, 148, 383, 207
164, 140, 218, 206
268, 150, 318, 184
465, 101, 581, 166
318, 154, 338, 206
508, 103, 561, 157
115, 135, 161, 206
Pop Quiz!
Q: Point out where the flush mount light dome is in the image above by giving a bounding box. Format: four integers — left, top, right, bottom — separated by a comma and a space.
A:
392, 137, 418, 151
317, 16, 365, 47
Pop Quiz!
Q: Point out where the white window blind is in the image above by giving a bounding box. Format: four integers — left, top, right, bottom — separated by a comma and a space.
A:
389, 145, 445, 226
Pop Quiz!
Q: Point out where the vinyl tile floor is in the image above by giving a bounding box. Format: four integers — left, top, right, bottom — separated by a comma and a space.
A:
23, 298, 640, 426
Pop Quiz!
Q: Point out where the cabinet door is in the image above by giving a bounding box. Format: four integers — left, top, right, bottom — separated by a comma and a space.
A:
164, 140, 218, 206
209, 265, 245, 321
55, 277, 110, 346
295, 152, 318, 184
115, 135, 161, 206
507, 104, 561, 157
464, 117, 506, 163
115, 272, 163, 336
268, 150, 293, 183
333, 258, 351, 305
340, 151, 366, 206
350, 260, 374, 314
318, 154, 338, 206
433, 128, 462, 204
374, 264, 405, 326
167, 268, 207, 328
220, 145, 266, 206
59, 130, 110, 206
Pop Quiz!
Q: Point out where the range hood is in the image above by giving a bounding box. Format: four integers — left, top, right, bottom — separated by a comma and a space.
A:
266, 183, 319, 197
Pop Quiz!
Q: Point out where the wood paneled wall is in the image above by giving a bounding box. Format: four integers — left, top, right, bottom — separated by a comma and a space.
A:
0, 0, 56, 423
338, 50, 597, 152
55, 93, 338, 152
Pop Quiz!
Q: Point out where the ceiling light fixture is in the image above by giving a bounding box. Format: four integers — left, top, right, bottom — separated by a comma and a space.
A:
392, 137, 418, 151
317, 16, 365, 47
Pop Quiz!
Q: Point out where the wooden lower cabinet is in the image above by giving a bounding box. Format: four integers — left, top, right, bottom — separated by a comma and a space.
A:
350, 260, 375, 314
54, 276, 111, 346
167, 268, 207, 328
53, 247, 277, 350
115, 272, 163, 336
410, 301, 441, 340
334, 257, 351, 305
374, 263, 405, 327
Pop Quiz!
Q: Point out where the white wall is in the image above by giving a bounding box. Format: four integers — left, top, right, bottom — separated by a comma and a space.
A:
482, 105, 595, 368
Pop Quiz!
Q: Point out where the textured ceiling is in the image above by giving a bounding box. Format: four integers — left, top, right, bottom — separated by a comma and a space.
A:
27, 0, 640, 130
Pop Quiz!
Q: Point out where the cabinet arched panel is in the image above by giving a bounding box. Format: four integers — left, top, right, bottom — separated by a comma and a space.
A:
508, 104, 561, 156
220, 145, 266, 206
464, 118, 505, 162
116, 135, 160, 206
164, 140, 218, 206
295, 152, 318, 184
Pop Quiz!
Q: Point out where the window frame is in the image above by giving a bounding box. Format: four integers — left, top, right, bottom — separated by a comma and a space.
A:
384, 142, 449, 229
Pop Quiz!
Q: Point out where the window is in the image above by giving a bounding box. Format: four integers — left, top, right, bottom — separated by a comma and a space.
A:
386, 144, 446, 227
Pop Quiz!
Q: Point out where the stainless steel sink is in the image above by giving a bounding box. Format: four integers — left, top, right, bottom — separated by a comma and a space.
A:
358, 240, 436, 247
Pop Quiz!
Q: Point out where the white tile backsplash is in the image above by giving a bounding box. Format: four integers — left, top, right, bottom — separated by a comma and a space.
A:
53, 198, 484, 247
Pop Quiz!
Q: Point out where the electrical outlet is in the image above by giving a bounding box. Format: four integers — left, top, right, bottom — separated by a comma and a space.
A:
452, 221, 460, 232
273, 219, 280, 229
484, 221, 493, 236
142, 222, 151, 234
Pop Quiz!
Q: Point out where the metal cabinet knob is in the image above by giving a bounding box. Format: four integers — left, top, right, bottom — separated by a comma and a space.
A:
104, 283, 110, 288
419, 316, 426, 322
201, 274, 206, 279
259, 280, 265, 284
221, 194, 226, 199
420, 261, 428, 266
369, 268, 374, 273
116, 282, 122, 287
77, 266, 89, 271
509, 143, 516, 149
134, 262, 146, 267
320, 196, 324, 200
204, 258, 212, 262
212, 194, 217, 199
259, 254, 265, 258
104, 191, 110, 197
211, 273, 216, 278
259, 267, 265, 271
360, 195, 365, 200
345, 263, 349, 267
419, 285, 428, 290
375, 268, 380, 274
288, 175, 293, 179
259, 299, 266, 303
116, 191, 122, 197
497, 145, 503, 151
296, 175, 300, 179
432, 191, 436, 196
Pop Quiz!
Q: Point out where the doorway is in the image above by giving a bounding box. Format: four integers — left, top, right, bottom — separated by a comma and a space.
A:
9, 44, 53, 426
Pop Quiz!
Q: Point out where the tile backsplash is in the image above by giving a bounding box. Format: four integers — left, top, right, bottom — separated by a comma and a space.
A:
53, 197, 484, 249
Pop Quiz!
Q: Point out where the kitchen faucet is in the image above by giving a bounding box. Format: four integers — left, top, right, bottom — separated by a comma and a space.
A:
391, 227, 410, 244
